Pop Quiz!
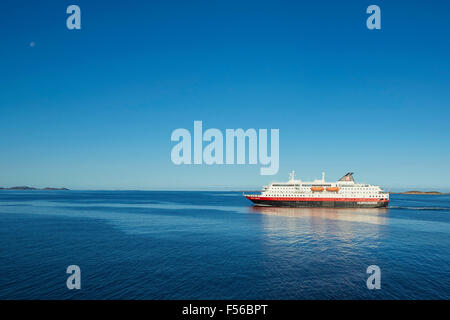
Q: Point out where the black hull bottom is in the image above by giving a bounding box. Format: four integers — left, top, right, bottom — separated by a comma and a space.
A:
249, 199, 388, 208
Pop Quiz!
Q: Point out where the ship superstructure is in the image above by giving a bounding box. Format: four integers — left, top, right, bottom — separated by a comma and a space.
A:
244, 172, 389, 208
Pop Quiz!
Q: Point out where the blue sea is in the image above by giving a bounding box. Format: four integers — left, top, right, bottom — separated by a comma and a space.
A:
0, 191, 449, 300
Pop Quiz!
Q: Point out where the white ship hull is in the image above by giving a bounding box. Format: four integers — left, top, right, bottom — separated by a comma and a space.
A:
244, 172, 389, 208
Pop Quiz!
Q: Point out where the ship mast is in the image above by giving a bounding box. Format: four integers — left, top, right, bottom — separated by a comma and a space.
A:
289, 171, 295, 181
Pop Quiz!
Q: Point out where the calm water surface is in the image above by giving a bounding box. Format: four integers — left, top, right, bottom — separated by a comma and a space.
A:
0, 191, 449, 299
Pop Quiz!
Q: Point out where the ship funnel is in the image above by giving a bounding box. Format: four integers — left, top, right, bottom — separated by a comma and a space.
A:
339, 172, 354, 182
322, 172, 325, 182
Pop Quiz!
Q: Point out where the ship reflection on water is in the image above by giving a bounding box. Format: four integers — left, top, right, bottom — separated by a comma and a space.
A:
249, 205, 389, 225
246, 205, 392, 298
250, 206, 389, 225
248, 206, 390, 252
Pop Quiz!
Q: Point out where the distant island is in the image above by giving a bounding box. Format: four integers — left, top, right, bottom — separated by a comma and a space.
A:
0, 186, 69, 191
391, 191, 450, 195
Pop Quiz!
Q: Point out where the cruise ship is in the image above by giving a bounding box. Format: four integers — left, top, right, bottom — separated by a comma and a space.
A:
244, 172, 389, 208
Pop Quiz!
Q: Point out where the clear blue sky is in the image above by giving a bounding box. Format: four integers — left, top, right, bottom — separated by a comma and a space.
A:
1, 0, 449, 190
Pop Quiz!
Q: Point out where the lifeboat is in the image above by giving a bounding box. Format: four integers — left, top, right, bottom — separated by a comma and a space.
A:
311, 187, 324, 192
326, 187, 339, 192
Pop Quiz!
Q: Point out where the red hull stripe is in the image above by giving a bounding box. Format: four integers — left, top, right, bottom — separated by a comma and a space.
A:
245, 196, 388, 202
